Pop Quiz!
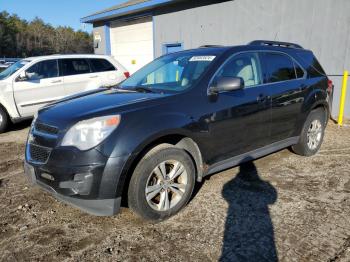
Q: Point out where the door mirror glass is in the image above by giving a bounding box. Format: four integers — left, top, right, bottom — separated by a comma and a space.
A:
209, 77, 244, 94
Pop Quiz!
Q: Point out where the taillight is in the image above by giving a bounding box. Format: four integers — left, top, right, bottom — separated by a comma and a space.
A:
327, 79, 333, 94
124, 72, 130, 78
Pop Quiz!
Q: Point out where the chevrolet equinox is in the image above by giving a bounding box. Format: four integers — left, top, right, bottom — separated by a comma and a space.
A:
24, 41, 333, 221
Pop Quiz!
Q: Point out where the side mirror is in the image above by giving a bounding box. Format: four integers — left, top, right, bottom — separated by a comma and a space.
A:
209, 77, 244, 94
17, 71, 28, 82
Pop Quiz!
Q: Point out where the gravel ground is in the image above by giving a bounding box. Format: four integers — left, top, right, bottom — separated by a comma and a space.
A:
0, 121, 349, 262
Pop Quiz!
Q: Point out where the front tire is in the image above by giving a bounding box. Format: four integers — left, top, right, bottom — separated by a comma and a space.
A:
0, 107, 9, 134
128, 146, 196, 222
292, 108, 326, 156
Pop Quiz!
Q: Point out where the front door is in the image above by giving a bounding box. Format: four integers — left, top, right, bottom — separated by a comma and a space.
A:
204, 52, 272, 165
13, 59, 65, 117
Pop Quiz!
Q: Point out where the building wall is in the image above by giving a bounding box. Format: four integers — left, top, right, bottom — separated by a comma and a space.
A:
153, 0, 350, 118
110, 17, 154, 73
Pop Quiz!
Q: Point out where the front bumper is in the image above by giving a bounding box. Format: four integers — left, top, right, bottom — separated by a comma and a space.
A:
24, 120, 132, 216
24, 153, 129, 216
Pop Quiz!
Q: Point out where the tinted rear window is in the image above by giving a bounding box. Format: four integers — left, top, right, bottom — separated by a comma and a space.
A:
60, 59, 91, 76
264, 53, 297, 83
89, 59, 116, 72
296, 52, 326, 78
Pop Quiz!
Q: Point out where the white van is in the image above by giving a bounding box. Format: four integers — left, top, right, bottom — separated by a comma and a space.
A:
0, 54, 129, 133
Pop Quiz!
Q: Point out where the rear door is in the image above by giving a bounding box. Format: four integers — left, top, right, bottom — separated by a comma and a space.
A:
60, 58, 102, 96
261, 51, 305, 142
13, 59, 64, 117
205, 52, 272, 164
89, 58, 124, 87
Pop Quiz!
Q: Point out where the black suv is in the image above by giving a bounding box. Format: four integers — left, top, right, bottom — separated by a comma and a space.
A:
24, 40, 333, 221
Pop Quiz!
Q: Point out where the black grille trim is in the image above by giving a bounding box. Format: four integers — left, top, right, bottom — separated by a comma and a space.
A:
34, 122, 59, 135
29, 143, 52, 164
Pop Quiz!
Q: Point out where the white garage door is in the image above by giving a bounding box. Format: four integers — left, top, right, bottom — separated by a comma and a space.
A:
110, 17, 154, 74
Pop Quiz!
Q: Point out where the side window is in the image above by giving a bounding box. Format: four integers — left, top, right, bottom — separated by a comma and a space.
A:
264, 53, 296, 83
26, 60, 58, 80
89, 59, 116, 72
213, 52, 262, 88
294, 62, 305, 78
60, 59, 91, 76
296, 52, 325, 78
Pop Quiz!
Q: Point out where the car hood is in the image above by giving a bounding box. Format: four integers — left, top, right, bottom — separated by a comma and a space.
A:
38, 88, 169, 128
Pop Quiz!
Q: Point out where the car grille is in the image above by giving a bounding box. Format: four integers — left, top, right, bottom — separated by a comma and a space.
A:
35, 122, 59, 135
29, 143, 52, 164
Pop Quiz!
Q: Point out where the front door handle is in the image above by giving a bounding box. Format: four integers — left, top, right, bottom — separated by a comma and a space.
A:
257, 94, 267, 103
89, 75, 99, 79
300, 84, 307, 90
51, 80, 62, 84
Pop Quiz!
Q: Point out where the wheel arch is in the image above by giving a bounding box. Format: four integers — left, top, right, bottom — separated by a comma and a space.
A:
302, 86, 330, 122
0, 102, 10, 123
310, 101, 330, 125
0, 102, 9, 115
117, 133, 205, 205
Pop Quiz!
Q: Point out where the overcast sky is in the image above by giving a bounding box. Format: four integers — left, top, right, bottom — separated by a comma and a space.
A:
1, 0, 125, 32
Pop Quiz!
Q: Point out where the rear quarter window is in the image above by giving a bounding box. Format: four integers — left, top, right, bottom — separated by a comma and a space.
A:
89, 59, 116, 73
296, 52, 326, 78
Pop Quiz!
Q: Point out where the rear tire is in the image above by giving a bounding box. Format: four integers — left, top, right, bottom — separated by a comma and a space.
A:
128, 146, 196, 222
292, 108, 326, 156
0, 107, 9, 134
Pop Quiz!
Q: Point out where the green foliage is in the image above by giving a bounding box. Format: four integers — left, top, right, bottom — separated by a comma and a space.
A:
0, 11, 93, 57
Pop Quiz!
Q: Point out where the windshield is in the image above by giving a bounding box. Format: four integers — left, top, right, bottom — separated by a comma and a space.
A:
0, 60, 30, 80
120, 53, 217, 93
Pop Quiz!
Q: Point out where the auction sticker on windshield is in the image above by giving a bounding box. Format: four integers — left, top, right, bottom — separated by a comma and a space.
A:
189, 56, 216, 62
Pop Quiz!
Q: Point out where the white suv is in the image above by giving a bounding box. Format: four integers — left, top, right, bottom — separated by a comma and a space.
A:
0, 54, 129, 133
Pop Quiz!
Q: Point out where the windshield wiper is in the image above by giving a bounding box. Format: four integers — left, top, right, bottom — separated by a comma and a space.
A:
133, 86, 154, 93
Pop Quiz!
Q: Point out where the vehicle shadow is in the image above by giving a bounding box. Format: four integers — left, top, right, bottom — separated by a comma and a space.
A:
7, 119, 32, 132
220, 160, 278, 262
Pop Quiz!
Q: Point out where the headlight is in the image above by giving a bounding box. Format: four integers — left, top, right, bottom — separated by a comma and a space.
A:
61, 115, 121, 150
30, 112, 38, 133
32, 112, 38, 123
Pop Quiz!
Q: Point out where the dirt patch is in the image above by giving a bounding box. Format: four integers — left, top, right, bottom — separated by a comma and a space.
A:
0, 123, 349, 261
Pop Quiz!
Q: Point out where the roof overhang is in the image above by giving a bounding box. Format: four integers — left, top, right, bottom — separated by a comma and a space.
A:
81, 0, 177, 24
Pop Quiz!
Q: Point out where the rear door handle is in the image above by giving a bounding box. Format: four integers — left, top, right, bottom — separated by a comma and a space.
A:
51, 80, 62, 83
89, 75, 99, 79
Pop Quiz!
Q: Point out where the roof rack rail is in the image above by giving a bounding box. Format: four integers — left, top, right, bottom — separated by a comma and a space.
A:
199, 45, 224, 48
248, 40, 303, 49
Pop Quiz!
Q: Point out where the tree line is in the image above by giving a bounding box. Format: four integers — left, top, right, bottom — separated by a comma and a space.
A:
0, 11, 93, 58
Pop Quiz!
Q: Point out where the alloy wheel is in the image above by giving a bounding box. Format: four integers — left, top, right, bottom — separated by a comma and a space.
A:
307, 119, 322, 150
145, 160, 188, 211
